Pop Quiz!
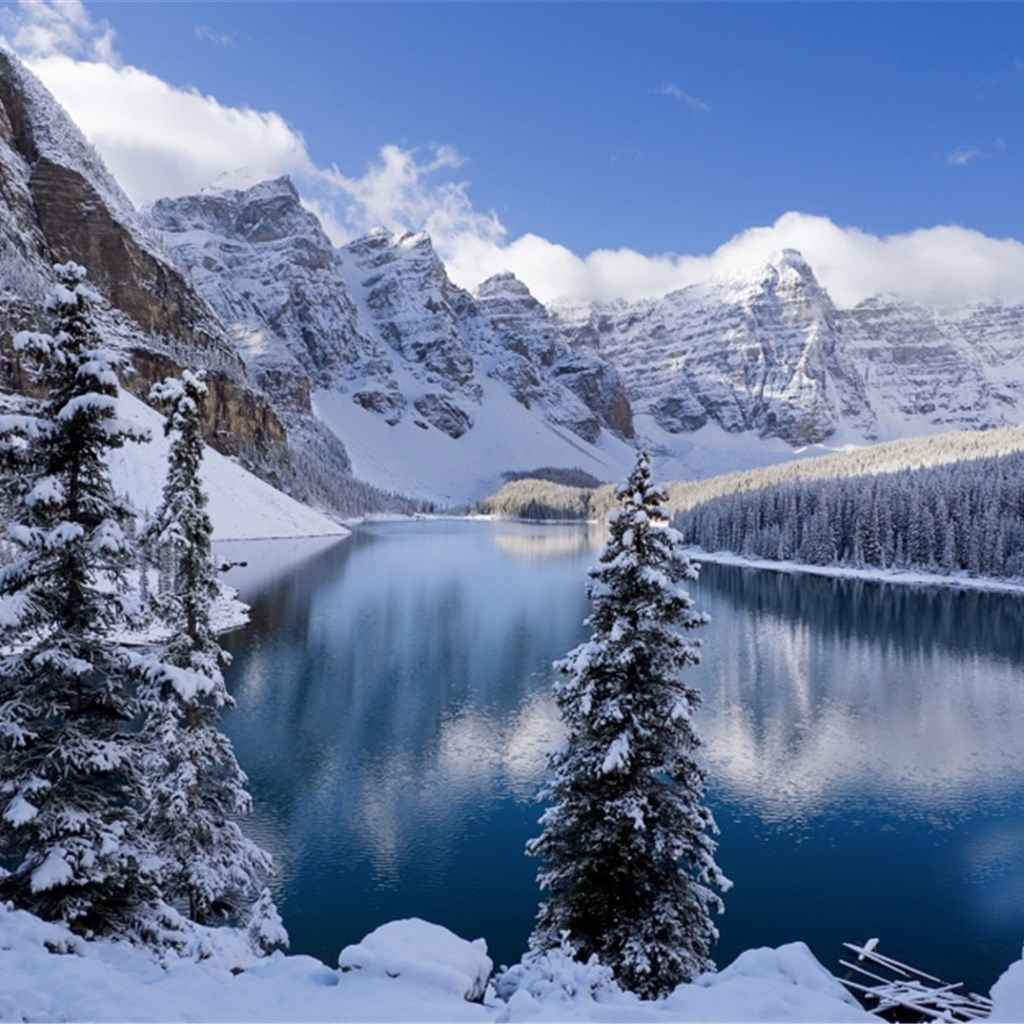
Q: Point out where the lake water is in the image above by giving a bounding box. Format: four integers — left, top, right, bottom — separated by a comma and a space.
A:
218, 519, 1024, 995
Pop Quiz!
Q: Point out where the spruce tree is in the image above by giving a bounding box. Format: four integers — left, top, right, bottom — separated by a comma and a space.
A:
141, 371, 275, 926
527, 451, 730, 999
0, 263, 157, 933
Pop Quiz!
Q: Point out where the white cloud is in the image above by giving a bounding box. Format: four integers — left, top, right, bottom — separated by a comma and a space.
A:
655, 82, 710, 113
1, 0, 119, 63
195, 25, 237, 48
24, 55, 318, 202
9, 6, 1024, 312
947, 146, 982, 167
440, 212, 1024, 309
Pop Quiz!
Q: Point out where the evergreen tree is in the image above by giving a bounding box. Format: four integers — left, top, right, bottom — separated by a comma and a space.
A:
861, 495, 883, 567
141, 371, 275, 926
246, 887, 290, 956
0, 264, 158, 933
527, 452, 730, 998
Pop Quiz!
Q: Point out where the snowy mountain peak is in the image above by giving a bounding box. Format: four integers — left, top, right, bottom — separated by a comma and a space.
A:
760, 247, 824, 295
398, 229, 432, 250
475, 271, 538, 303
200, 167, 296, 196
151, 176, 323, 248
775, 247, 813, 273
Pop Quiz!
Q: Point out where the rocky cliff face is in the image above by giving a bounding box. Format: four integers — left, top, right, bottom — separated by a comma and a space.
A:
0, 52, 235, 361
555, 249, 1024, 447
148, 177, 373, 411
474, 271, 633, 441
0, 53, 350, 506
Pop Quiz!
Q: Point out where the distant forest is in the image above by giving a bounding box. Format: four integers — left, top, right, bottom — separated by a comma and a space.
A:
676, 450, 1024, 578
480, 427, 1024, 579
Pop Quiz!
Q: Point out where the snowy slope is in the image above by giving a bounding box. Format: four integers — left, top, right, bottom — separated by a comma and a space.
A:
314, 377, 636, 505
110, 392, 347, 541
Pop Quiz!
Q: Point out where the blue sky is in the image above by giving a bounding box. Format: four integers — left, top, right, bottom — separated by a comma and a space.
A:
6, 2, 1024, 305
98, 2, 1023, 254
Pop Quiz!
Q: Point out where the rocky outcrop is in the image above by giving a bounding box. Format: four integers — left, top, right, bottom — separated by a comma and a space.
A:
474, 271, 634, 439
29, 157, 230, 352
126, 347, 286, 462
0, 52, 237, 363
413, 393, 472, 438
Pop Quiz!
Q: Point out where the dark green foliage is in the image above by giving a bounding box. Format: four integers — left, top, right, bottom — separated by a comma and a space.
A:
528, 452, 729, 998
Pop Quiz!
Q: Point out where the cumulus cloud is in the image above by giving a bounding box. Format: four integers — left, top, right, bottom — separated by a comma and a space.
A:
439, 211, 1024, 309
8, 4, 1024, 312
24, 55, 318, 202
323, 143, 504, 248
1, 0, 118, 63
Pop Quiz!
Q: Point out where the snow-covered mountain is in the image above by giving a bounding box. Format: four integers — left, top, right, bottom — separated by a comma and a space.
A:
150, 181, 637, 503
0, 52, 393, 524
5, 46, 1024, 508
554, 249, 1024, 451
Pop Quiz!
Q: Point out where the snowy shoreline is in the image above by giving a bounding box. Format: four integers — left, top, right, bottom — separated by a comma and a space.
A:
685, 547, 1024, 596
0, 903, 875, 1022
6, 901, 1024, 1022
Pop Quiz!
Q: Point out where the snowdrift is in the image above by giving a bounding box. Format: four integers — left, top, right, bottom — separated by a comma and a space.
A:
0, 903, 871, 1022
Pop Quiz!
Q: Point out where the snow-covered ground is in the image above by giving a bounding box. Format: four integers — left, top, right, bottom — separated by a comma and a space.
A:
313, 387, 848, 509
0, 904, 874, 1022
313, 381, 637, 507
687, 547, 1024, 595
636, 416, 830, 484
109, 392, 348, 541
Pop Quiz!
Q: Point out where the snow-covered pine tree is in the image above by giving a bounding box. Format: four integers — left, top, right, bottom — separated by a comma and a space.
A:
527, 451, 730, 999
141, 371, 275, 927
0, 263, 158, 933
246, 887, 289, 956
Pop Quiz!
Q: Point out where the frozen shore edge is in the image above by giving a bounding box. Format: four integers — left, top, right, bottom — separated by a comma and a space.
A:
685, 547, 1024, 596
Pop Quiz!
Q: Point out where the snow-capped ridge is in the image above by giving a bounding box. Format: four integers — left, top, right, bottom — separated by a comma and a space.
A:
152, 178, 638, 501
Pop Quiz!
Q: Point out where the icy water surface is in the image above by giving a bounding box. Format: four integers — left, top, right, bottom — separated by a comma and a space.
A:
219, 519, 1024, 993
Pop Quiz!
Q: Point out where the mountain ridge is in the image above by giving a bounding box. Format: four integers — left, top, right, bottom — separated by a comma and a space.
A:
4, 45, 1024, 509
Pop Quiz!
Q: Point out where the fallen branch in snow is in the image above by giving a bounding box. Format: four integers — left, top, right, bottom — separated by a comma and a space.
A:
839, 939, 992, 1021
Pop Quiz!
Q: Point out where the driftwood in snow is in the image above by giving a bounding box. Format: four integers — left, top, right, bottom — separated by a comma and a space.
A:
839, 939, 992, 1022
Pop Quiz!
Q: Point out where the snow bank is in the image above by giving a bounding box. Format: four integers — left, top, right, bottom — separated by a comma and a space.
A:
0, 903, 486, 1023
339, 919, 493, 1001
0, 903, 875, 1022
989, 953, 1024, 1021
109, 392, 348, 541
493, 943, 868, 1022
687, 546, 1024, 596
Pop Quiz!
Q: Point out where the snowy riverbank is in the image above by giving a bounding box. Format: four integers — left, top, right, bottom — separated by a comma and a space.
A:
0, 903, 878, 1022
686, 548, 1024, 596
